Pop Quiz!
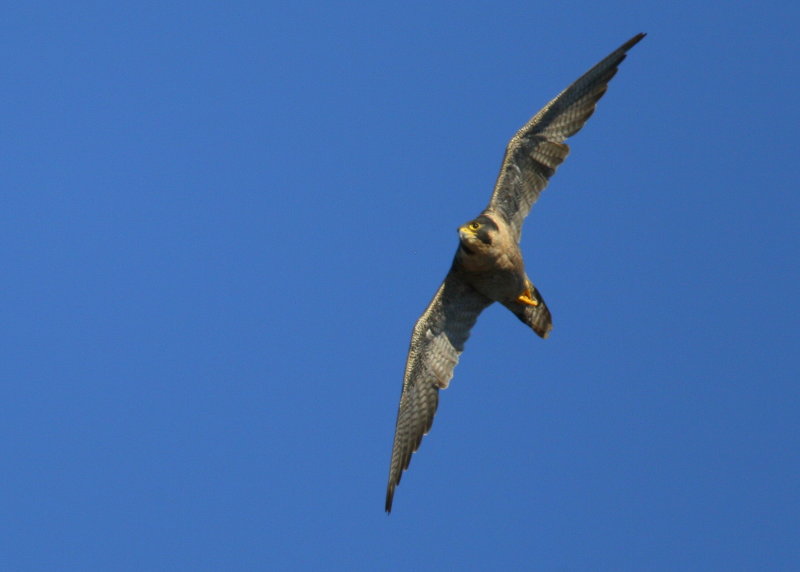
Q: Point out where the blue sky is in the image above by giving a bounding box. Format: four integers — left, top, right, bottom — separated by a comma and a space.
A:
3, 2, 798, 570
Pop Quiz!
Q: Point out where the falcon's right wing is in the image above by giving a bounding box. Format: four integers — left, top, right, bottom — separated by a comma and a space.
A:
385, 269, 492, 513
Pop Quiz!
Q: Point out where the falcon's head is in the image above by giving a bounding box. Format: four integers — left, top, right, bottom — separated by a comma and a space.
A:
457, 214, 499, 255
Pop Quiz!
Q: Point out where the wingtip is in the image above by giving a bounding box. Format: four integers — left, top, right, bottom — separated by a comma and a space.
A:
622, 32, 647, 52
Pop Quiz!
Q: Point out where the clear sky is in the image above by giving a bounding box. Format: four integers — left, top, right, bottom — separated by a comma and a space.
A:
3, 2, 798, 570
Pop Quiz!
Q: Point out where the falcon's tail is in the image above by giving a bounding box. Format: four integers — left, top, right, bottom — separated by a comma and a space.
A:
502, 285, 553, 338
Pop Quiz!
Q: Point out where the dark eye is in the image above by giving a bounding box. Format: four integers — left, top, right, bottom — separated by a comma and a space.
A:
469, 221, 481, 231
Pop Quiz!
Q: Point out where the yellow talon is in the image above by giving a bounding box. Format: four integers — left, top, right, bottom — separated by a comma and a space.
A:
517, 288, 539, 307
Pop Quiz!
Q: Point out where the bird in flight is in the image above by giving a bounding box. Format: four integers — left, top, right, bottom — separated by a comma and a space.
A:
385, 33, 645, 513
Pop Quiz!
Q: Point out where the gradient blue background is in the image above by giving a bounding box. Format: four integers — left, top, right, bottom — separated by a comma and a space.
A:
3, 2, 798, 570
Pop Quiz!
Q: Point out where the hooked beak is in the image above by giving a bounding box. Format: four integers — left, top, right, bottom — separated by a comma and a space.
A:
458, 224, 476, 238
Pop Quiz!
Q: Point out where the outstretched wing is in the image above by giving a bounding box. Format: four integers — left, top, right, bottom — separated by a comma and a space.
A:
486, 33, 645, 240
385, 269, 492, 513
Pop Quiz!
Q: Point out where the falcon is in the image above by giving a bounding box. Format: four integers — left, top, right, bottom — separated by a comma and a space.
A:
385, 33, 645, 513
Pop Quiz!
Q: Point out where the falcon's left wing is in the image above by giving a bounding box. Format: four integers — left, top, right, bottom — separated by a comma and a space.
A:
486, 33, 645, 240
